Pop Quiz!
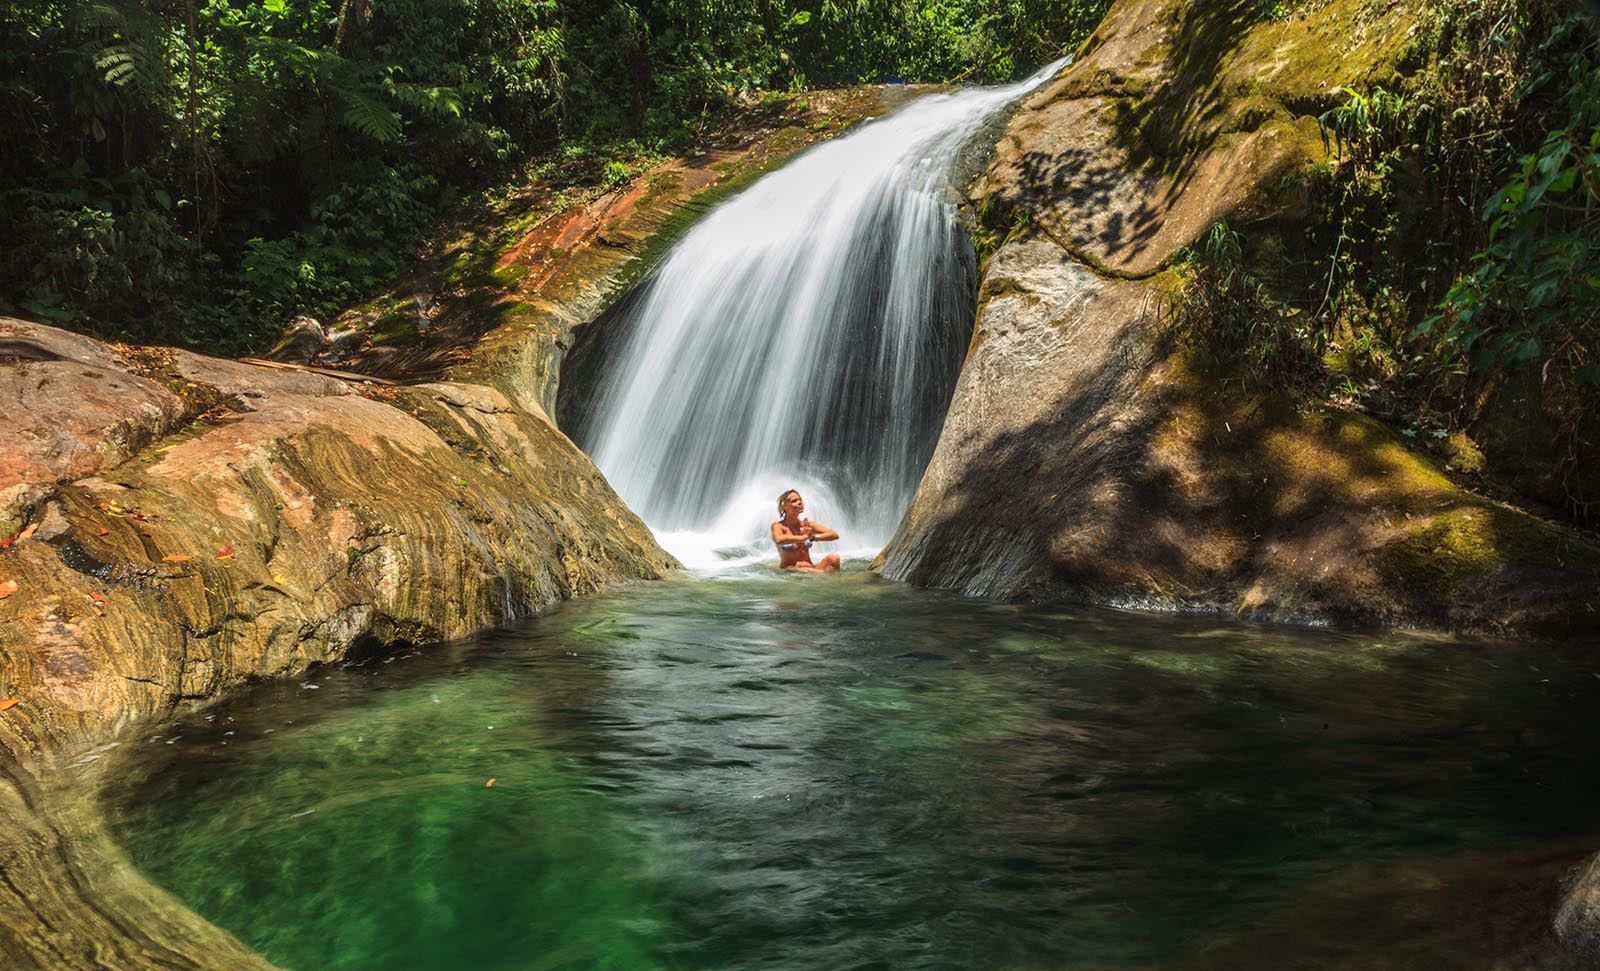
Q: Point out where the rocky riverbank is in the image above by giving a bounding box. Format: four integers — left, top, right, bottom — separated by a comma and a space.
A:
879, 0, 1600, 643
870, 0, 1600, 955
0, 317, 676, 966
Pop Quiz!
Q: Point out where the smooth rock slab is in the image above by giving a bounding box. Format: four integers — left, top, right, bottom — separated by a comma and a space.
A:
0, 319, 675, 968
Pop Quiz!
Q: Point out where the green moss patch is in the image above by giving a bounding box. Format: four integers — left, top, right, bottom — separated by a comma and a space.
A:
1379, 503, 1600, 601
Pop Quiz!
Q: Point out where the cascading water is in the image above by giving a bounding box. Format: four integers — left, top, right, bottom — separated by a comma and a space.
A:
575, 60, 1067, 569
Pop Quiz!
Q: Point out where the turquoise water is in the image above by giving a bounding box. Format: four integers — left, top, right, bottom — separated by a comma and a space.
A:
107, 571, 1600, 970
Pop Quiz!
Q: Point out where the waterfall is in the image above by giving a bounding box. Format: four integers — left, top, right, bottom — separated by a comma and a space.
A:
575, 60, 1067, 569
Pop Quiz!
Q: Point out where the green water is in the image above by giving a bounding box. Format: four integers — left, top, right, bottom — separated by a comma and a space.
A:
106, 570, 1600, 970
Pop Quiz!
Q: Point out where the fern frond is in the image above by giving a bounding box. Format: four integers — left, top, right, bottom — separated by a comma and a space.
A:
385, 80, 464, 119
339, 89, 403, 142
79, 1, 170, 95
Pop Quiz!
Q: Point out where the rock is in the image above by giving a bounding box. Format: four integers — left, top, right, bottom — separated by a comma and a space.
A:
167, 349, 350, 406
876, 0, 1600, 638
266, 315, 325, 363
1557, 853, 1600, 967
321, 326, 368, 363
0, 318, 676, 969
0, 319, 195, 533
31, 501, 71, 543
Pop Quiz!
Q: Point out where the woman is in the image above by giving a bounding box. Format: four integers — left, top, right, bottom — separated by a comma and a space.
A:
772, 489, 841, 572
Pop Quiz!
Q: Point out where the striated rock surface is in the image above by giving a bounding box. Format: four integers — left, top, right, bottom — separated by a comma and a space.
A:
876, 0, 1600, 639
0, 316, 674, 967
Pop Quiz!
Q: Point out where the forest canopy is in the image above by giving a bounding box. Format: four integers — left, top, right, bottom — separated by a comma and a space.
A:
0, 0, 1111, 351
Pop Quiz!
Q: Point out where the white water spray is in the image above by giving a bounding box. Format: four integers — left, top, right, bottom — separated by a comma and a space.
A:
578, 61, 1067, 569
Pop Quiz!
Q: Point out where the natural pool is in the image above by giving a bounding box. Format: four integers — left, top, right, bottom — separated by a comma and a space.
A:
106, 570, 1600, 970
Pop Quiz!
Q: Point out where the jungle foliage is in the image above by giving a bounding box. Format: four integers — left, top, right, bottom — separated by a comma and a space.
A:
1174, 0, 1600, 520
1, 0, 1111, 351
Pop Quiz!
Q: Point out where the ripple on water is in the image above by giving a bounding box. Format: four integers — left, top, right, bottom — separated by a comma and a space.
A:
106, 569, 1600, 971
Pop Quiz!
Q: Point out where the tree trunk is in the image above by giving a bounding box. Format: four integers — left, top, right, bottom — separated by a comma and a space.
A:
334, 0, 373, 55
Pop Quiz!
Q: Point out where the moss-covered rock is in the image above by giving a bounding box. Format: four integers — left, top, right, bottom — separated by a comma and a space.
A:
880, 0, 1600, 641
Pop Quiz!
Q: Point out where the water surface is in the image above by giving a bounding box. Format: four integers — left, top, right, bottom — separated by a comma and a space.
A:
108, 571, 1600, 970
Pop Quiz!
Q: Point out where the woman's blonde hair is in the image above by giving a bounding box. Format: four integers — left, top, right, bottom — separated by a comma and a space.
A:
776, 489, 800, 515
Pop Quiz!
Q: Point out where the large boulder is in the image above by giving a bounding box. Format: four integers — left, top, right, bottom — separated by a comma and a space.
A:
0, 317, 674, 967
875, 0, 1600, 639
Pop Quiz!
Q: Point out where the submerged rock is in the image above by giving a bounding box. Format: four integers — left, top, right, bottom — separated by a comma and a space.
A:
0, 316, 674, 967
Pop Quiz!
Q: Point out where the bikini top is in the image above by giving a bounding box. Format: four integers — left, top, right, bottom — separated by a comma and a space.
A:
775, 522, 814, 552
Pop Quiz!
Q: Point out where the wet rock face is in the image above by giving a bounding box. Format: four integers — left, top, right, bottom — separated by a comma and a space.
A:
877, 0, 1600, 640
0, 316, 675, 967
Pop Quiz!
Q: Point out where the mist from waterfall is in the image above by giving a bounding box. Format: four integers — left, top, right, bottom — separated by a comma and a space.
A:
577, 61, 1067, 569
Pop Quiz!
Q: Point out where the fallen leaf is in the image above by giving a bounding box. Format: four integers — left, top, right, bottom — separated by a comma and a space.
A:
97, 528, 110, 536
89, 592, 107, 604
216, 545, 236, 559
0, 699, 18, 713
0, 580, 17, 600
485, 778, 496, 788
162, 554, 194, 563
18, 523, 38, 542
131, 513, 147, 523
0, 535, 13, 550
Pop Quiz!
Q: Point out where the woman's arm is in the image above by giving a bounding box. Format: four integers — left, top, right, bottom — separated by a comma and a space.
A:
773, 522, 810, 545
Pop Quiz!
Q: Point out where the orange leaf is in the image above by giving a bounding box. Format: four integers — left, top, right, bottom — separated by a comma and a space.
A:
485, 778, 496, 788
162, 554, 193, 563
0, 579, 17, 600
216, 545, 236, 559
0, 535, 13, 550
17, 523, 38, 541
0, 699, 18, 713
97, 528, 110, 536
131, 513, 146, 522
89, 592, 107, 604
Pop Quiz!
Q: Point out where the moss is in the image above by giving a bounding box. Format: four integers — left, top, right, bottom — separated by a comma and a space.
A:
634, 170, 683, 210
367, 302, 422, 348
1222, 93, 1288, 134
1380, 503, 1600, 600
491, 261, 529, 287
1443, 431, 1486, 475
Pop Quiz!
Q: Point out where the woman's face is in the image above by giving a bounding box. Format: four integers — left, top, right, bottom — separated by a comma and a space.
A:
784, 492, 805, 517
